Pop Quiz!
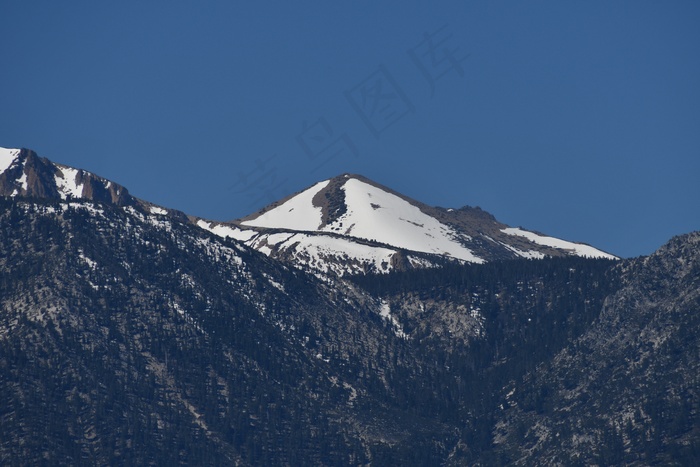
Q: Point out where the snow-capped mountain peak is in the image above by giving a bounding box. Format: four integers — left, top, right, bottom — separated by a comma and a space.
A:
200, 173, 617, 275
241, 174, 484, 263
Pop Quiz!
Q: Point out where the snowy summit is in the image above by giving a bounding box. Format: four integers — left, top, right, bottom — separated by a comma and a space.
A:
198, 174, 616, 276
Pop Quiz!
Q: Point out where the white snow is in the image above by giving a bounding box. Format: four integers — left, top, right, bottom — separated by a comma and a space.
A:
192, 237, 244, 266
197, 220, 259, 242
240, 177, 483, 263
198, 214, 403, 275
0, 147, 19, 174
17, 170, 28, 192
379, 301, 407, 339
62, 202, 105, 217
379, 301, 392, 319
262, 273, 285, 292
79, 253, 97, 269
251, 232, 397, 275
321, 179, 483, 263
149, 206, 168, 215
501, 227, 617, 259
234, 177, 486, 266
198, 175, 617, 272
55, 166, 84, 199
264, 232, 296, 245
407, 256, 439, 268
240, 180, 330, 230
501, 243, 546, 260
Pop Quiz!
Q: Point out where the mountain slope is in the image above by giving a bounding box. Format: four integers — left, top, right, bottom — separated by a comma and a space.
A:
0, 195, 444, 464
487, 232, 700, 465
7, 146, 695, 465
0, 193, 627, 465
0, 147, 188, 220
200, 173, 616, 275
0, 147, 134, 204
0, 148, 615, 276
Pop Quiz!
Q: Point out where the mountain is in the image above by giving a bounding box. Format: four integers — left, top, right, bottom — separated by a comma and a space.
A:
485, 232, 700, 465
1, 147, 614, 278
0, 194, 408, 464
0, 194, 621, 465
0, 146, 696, 465
0, 147, 188, 221
0, 147, 616, 276
198, 173, 616, 276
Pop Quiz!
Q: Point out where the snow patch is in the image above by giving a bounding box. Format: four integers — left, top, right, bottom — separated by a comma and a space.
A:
149, 206, 168, 215
17, 169, 28, 192
192, 237, 243, 266
262, 273, 285, 292
501, 243, 546, 260
241, 180, 330, 230
197, 220, 258, 242
15, 157, 29, 193
79, 253, 97, 269
64, 202, 105, 217
264, 232, 296, 246
407, 256, 439, 269
380, 301, 407, 339
501, 227, 617, 259
254, 232, 396, 276
55, 166, 84, 199
0, 147, 19, 174
322, 179, 484, 263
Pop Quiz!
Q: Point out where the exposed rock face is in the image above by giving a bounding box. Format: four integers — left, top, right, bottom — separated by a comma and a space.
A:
0, 148, 197, 224
311, 173, 350, 227
488, 232, 700, 465
0, 148, 134, 205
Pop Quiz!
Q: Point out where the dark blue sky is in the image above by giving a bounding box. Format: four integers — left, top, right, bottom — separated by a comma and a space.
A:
2, 1, 699, 258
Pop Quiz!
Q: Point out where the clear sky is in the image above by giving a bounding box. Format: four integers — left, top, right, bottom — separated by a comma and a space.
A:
1, 1, 699, 258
